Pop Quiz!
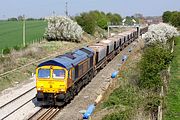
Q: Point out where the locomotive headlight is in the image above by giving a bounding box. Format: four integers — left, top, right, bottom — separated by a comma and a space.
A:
37, 87, 43, 91
58, 89, 65, 92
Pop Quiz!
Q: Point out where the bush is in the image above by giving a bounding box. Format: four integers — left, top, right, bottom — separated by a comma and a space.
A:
3, 47, 11, 55
145, 94, 161, 112
13, 45, 21, 51
44, 16, 83, 42
103, 85, 139, 108
139, 44, 173, 89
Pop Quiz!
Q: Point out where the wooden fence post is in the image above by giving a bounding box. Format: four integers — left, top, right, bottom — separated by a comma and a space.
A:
1, 49, 4, 57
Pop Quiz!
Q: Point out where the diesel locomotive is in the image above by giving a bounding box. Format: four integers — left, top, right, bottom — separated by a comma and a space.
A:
35, 26, 148, 106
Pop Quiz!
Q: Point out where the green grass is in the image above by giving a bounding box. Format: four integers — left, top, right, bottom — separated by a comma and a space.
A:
164, 36, 180, 120
0, 20, 47, 50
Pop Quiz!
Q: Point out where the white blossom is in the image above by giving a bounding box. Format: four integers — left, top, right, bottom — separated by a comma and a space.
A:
44, 16, 83, 42
144, 23, 179, 45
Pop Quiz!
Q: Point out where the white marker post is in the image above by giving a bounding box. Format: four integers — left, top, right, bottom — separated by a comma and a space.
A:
23, 15, 26, 47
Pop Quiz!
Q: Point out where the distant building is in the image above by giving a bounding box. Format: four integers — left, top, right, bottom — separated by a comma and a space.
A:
144, 16, 163, 25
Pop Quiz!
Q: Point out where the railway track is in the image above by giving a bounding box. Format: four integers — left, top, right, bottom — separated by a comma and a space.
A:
28, 107, 61, 120
1, 97, 36, 120
0, 87, 35, 109
0, 87, 36, 120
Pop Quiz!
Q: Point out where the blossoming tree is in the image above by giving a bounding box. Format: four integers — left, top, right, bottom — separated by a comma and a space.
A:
44, 16, 83, 42
144, 23, 178, 46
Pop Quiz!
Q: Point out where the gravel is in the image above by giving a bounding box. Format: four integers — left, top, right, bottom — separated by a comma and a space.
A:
0, 77, 39, 120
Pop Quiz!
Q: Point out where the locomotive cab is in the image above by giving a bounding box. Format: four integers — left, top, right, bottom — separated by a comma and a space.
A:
36, 65, 69, 106
36, 66, 68, 94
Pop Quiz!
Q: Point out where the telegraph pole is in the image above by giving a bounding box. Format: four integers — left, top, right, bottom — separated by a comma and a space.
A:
65, 1, 68, 17
23, 15, 26, 47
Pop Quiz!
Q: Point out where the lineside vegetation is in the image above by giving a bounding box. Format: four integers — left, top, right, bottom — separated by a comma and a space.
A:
164, 36, 180, 120
100, 23, 179, 120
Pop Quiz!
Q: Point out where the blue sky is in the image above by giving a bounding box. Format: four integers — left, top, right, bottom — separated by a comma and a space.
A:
0, 0, 179, 19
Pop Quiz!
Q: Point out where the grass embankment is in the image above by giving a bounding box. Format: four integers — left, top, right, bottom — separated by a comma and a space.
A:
0, 20, 47, 50
92, 40, 151, 120
94, 38, 174, 120
164, 36, 180, 120
99, 49, 152, 120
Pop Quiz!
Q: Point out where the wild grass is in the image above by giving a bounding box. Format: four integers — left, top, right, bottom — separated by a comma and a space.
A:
164, 36, 180, 120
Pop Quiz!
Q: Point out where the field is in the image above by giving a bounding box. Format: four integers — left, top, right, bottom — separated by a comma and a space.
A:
0, 20, 47, 50
165, 36, 180, 120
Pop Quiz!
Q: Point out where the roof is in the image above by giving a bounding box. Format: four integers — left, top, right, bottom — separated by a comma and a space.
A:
38, 47, 94, 70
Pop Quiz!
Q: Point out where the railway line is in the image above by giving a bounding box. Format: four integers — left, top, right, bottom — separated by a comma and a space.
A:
0, 87, 36, 120
28, 108, 61, 120
0, 87, 35, 109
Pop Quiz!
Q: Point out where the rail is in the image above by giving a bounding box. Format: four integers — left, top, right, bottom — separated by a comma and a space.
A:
1, 97, 36, 120
28, 108, 61, 120
0, 87, 35, 109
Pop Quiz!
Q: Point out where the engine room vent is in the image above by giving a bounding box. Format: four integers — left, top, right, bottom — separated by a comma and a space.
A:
80, 48, 92, 55
64, 53, 76, 60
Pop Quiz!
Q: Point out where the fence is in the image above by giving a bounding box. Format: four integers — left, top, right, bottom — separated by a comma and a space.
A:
0, 37, 44, 57
157, 39, 174, 120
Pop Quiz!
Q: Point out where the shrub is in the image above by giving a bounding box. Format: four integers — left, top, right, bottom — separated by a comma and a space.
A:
44, 16, 83, 42
3, 47, 11, 55
103, 84, 140, 108
13, 45, 21, 51
139, 44, 173, 89
145, 94, 161, 112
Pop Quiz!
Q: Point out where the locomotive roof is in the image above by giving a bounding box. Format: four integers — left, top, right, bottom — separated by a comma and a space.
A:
38, 47, 94, 70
